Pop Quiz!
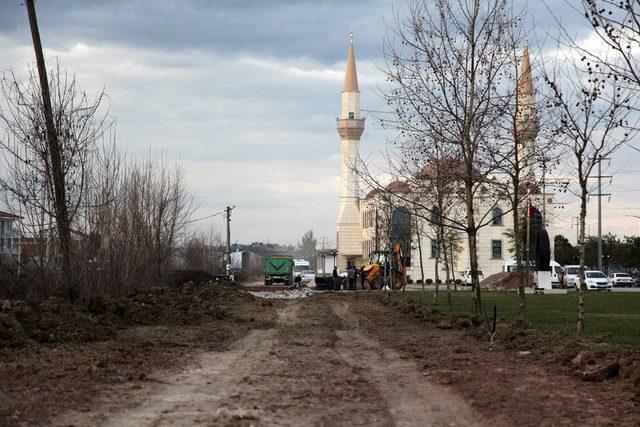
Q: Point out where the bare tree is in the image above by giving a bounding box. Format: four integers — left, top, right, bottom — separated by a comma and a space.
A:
367, 0, 528, 313
23, 0, 78, 298
180, 229, 225, 274
0, 61, 111, 295
80, 153, 196, 296
575, 0, 640, 93
486, 36, 565, 321
542, 48, 637, 332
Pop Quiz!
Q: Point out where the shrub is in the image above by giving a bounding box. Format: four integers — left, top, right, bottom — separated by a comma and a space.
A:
435, 279, 442, 284
426, 279, 433, 284
416, 279, 423, 284
407, 278, 414, 284
455, 279, 462, 285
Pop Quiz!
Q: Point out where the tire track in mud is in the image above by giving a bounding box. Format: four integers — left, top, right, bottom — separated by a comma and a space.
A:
57, 299, 393, 426
331, 300, 486, 427
59, 327, 279, 426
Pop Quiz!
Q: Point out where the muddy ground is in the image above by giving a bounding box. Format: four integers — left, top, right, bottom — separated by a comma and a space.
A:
2, 291, 639, 426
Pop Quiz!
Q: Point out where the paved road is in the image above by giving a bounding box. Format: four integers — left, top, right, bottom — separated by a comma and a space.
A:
404, 284, 640, 293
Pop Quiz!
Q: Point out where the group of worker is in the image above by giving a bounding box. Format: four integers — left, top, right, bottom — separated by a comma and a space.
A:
331, 265, 366, 291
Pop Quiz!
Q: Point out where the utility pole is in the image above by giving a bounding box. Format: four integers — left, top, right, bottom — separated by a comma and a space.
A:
225, 206, 235, 276
589, 156, 611, 272
25, 0, 75, 299
572, 216, 580, 245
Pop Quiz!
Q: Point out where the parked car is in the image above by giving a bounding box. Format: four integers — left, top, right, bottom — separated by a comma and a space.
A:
612, 272, 634, 287
300, 269, 316, 283
563, 265, 582, 288
464, 268, 484, 285
584, 270, 612, 291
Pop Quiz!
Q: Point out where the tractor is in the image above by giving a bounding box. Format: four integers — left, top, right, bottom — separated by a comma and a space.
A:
362, 243, 407, 290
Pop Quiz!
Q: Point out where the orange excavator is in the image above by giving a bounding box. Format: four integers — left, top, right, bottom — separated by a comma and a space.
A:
362, 243, 406, 290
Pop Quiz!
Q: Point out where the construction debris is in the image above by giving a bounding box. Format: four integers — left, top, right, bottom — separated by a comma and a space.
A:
249, 288, 320, 299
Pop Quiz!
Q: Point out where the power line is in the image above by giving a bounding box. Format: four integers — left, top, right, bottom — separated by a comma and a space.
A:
185, 210, 226, 224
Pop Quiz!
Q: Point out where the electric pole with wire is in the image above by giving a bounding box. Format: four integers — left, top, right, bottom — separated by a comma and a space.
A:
589, 156, 611, 271
225, 206, 235, 276
572, 216, 580, 246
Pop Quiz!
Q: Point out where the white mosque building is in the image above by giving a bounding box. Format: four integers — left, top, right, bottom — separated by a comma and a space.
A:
334, 39, 558, 280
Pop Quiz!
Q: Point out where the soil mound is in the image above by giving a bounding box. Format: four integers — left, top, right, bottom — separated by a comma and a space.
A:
481, 272, 532, 290
118, 279, 253, 325
0, 278, 251, 347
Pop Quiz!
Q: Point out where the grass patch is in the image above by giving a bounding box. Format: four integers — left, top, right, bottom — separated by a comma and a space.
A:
397, 290, 640, 347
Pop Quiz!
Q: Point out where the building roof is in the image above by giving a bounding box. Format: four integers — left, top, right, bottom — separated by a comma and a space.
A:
0, 210, 20, 219
343, 41, 359, 92
418, 156, 480, 181
386, 180, 411, 193
365, 189, 381, 199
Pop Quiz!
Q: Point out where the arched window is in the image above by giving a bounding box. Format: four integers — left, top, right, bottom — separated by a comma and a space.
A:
492, 207, 502, 226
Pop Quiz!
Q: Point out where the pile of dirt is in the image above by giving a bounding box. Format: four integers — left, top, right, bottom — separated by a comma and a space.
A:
0, 297, 115, 346
0, 278, 252, 348
480, 272, 533, 290
385, 294, 640, 403
569, 347, 640, 400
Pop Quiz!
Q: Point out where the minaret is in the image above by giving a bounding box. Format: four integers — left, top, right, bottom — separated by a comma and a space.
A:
516, 44, 539, 183
336, 36, 365, 271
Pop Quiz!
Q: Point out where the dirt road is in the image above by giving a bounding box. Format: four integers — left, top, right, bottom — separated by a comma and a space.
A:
52, 292, 639, 426
58, 295, 483, 426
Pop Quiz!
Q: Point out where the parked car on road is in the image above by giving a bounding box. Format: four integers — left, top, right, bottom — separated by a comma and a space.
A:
612, 272, 635, 287
464, 268, 484, 285
584, 270, 612, 291
300, 270, 316, 283
563, 265, 586, 288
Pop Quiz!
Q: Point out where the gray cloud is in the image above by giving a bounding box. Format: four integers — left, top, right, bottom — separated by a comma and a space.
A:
0, 0, 638, 244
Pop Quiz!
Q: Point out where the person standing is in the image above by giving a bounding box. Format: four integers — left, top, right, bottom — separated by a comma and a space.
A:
360, 266, 366, 289
332, 266, 339, 291
347, 266, 356, 290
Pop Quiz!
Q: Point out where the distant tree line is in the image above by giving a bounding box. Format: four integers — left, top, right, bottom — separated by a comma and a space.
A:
554, 234, 640, 273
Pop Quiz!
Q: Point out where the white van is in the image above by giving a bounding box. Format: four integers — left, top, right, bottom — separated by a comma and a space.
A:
503, 260, 565, 288
293, 259, 311, 275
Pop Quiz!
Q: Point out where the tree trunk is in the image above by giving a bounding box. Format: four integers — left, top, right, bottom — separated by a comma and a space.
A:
443, 240, 453, 311
468, 231, 482, 314
451, 245, 457, 291
434, 249, 440, 305
415, 216, 425, 301
577, 184, 588, 333
465, 182, 482, 314
25, 0, 75, 299
513, 197, 526, 321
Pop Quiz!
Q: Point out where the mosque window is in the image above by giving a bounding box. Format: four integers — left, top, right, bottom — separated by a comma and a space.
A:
430, 239, 437, 259
492, 240, 503, 259
492, 207, 502, 226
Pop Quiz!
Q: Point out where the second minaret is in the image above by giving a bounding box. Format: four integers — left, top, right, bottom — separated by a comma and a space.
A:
336, 38, 364, 271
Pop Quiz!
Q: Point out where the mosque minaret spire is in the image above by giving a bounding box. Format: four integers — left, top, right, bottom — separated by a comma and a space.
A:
336, 35, 365, 271
516, 43, 539, 183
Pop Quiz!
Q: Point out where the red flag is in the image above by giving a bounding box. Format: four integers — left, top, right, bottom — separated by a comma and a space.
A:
526, 199, 536, 218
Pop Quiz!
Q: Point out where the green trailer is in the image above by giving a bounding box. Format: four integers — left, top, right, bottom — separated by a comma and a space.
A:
263, 255, 294, 286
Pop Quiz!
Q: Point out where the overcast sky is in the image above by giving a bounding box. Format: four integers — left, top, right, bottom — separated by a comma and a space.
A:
1, 0, 639, 247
